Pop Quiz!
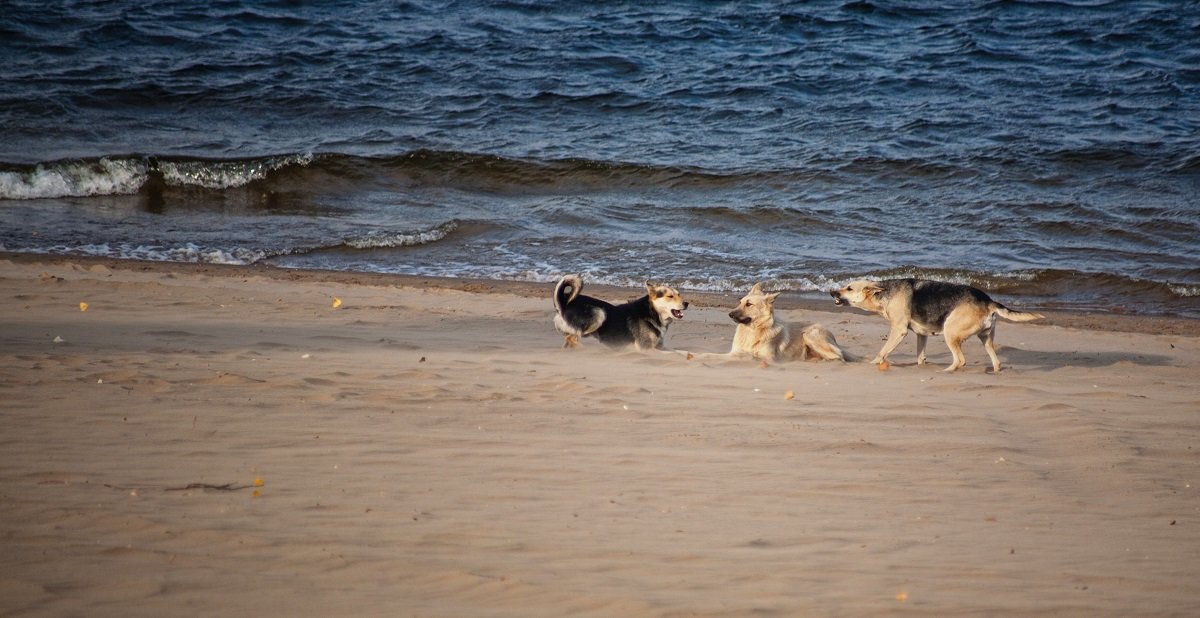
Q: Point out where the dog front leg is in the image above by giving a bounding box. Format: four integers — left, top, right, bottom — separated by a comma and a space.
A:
915, 334, 927, 365
873, 326, 908, 364
688, 350, 749, 363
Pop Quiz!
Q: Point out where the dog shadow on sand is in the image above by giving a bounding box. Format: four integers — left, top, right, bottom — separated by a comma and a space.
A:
998, 346, 1175, 370
866, 344, 1175, 372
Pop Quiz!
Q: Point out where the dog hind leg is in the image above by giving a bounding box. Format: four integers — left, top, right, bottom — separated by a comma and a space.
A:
554, 307, 605, 349
942, 334, 967, 372
979, 324, 1001, 373
941, 306, 989, 372
802, 325, 846, 361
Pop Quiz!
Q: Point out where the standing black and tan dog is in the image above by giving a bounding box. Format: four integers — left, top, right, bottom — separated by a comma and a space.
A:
830, 278, 1043, 372
724, 283, 846, 362
553, 274, 688, 351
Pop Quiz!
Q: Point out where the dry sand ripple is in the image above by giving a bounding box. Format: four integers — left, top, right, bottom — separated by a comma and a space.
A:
1, 256, 1198, 616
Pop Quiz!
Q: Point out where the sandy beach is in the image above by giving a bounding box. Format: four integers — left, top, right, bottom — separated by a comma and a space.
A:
1, 254, 1198, 616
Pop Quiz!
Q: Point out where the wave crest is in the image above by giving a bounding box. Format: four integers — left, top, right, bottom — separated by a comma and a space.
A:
0, 158, 145, 199
0, 154, 315, 200
156, 154, 314, 190
342, 221, 459, 249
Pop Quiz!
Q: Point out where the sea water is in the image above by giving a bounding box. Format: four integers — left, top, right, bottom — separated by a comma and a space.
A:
2, 1, 1197, 316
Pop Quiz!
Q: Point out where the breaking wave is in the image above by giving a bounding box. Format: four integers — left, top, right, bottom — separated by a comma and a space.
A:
0, 154, 314, 200
341, 221, 459, 249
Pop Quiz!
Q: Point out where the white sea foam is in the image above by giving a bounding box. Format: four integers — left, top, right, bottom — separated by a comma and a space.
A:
24, 243, 269, 265
158, 153, 313, 190
1168, 283, 1199, 298
343, 221, 458, 249
0, 154, 315, 199
0, 158, 146, 199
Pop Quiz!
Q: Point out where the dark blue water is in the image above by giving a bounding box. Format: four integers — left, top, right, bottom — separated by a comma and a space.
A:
2, 1, 1198, 316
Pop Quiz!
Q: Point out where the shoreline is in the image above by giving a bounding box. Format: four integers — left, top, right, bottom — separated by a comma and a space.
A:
3, 251, 1197, 337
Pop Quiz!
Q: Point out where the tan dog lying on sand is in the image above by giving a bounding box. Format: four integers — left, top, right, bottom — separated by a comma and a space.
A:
694, 283, 846, 363
830, 278, 1043, 373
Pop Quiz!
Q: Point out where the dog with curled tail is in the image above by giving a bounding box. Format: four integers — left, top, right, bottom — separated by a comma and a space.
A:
553, 273, 688, 352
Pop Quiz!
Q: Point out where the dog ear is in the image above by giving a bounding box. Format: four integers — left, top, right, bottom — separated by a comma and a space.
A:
765, 291, 781, 304
645, 281, 659, 297
749, 282, 764, 295
864, 283, 884, 299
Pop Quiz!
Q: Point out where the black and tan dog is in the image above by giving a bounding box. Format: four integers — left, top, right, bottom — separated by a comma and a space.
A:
553, 274, 688, 351
830, 278, 1043, 373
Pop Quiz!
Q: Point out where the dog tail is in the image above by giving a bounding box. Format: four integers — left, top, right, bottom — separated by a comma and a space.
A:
554, 274, 584, 316
992, 303, 1044, 322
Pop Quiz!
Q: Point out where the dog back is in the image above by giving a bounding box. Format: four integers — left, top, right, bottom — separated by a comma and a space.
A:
906, 279, 993, 330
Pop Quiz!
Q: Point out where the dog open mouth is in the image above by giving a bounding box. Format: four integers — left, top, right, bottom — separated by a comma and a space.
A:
672, 309, 685, 319
830, 291, 846, 306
